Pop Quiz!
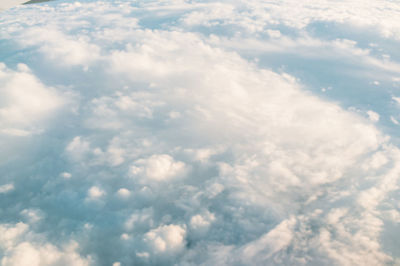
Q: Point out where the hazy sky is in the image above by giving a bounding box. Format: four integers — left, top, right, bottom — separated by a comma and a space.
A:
1, 0, 400, 265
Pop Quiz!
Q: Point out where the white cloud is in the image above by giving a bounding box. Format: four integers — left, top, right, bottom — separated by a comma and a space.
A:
190, 211, 215, 235
367, 110, 380, 122
362, 151, 388, 171
391, 116, 400, 125
179, 0, 400, 40
66, 136, 91, 161
0, 223, 91, 266
0, 183, 14, 194
133, 154, 187, 182
144, 224, 186, 254
0, 64, 64, 136
120, 234, 130, 241
393, 96, 400, 105
116, 188, 131, 199
87, 186, 105, 200
1, 1, 400, 265
18, 27, 100, 68
239, 217, 296, 262
60, 172, 72, 179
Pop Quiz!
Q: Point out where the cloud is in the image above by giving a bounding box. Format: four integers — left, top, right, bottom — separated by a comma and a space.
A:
0, 183, 14, 194
367, 110, 380, 122
239, 217, 296, 263
180, 0, 400, 40
124, 208, 154, 232
0, 64, 64, 136
66, 136, 91, 161
0, 0, 400, 265
20, 209, 43, 224
144, 224, 186, 254
189, 210, 215, 236
60, 172, 72, 179
87, 186, 106, 200
116, 188, 131, 199
21, 27, 100, 68
0, 223, 91, 266
134, 154, 187, 182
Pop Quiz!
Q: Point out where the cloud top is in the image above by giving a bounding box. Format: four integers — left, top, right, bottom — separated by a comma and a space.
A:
0, 0, 400, 265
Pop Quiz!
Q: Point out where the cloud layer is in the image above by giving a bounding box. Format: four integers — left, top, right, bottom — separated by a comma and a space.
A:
0, 0, 400, 265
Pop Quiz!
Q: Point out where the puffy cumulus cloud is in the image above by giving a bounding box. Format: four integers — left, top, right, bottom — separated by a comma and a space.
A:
105, 28, 382, 188
89, 26, 395, 263
0, 63, 64, 136
0, 223, 91, 266
132, 154, 187, 182
87, 186, 106, 200
116, 188, 131, 199
189, 210, 216, 236
0, 0, 400, 266
144, 224, 186, 254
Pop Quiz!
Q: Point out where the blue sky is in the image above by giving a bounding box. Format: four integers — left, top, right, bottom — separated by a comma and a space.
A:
1, 0, 400, 265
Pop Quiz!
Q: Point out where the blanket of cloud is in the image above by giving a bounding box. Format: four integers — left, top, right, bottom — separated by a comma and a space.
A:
1, 0, 400, 265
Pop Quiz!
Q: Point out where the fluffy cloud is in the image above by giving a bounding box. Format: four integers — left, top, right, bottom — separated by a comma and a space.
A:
0, 223, 91, 266
19, 27, 101, 68
144, 224, 186, 254
0, 63, 64, 136
189, 210, 215, 236
0, 0, 400, 265
133, 154, 187, 182
116, 188, 131, 199
87, 186, 106, 200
